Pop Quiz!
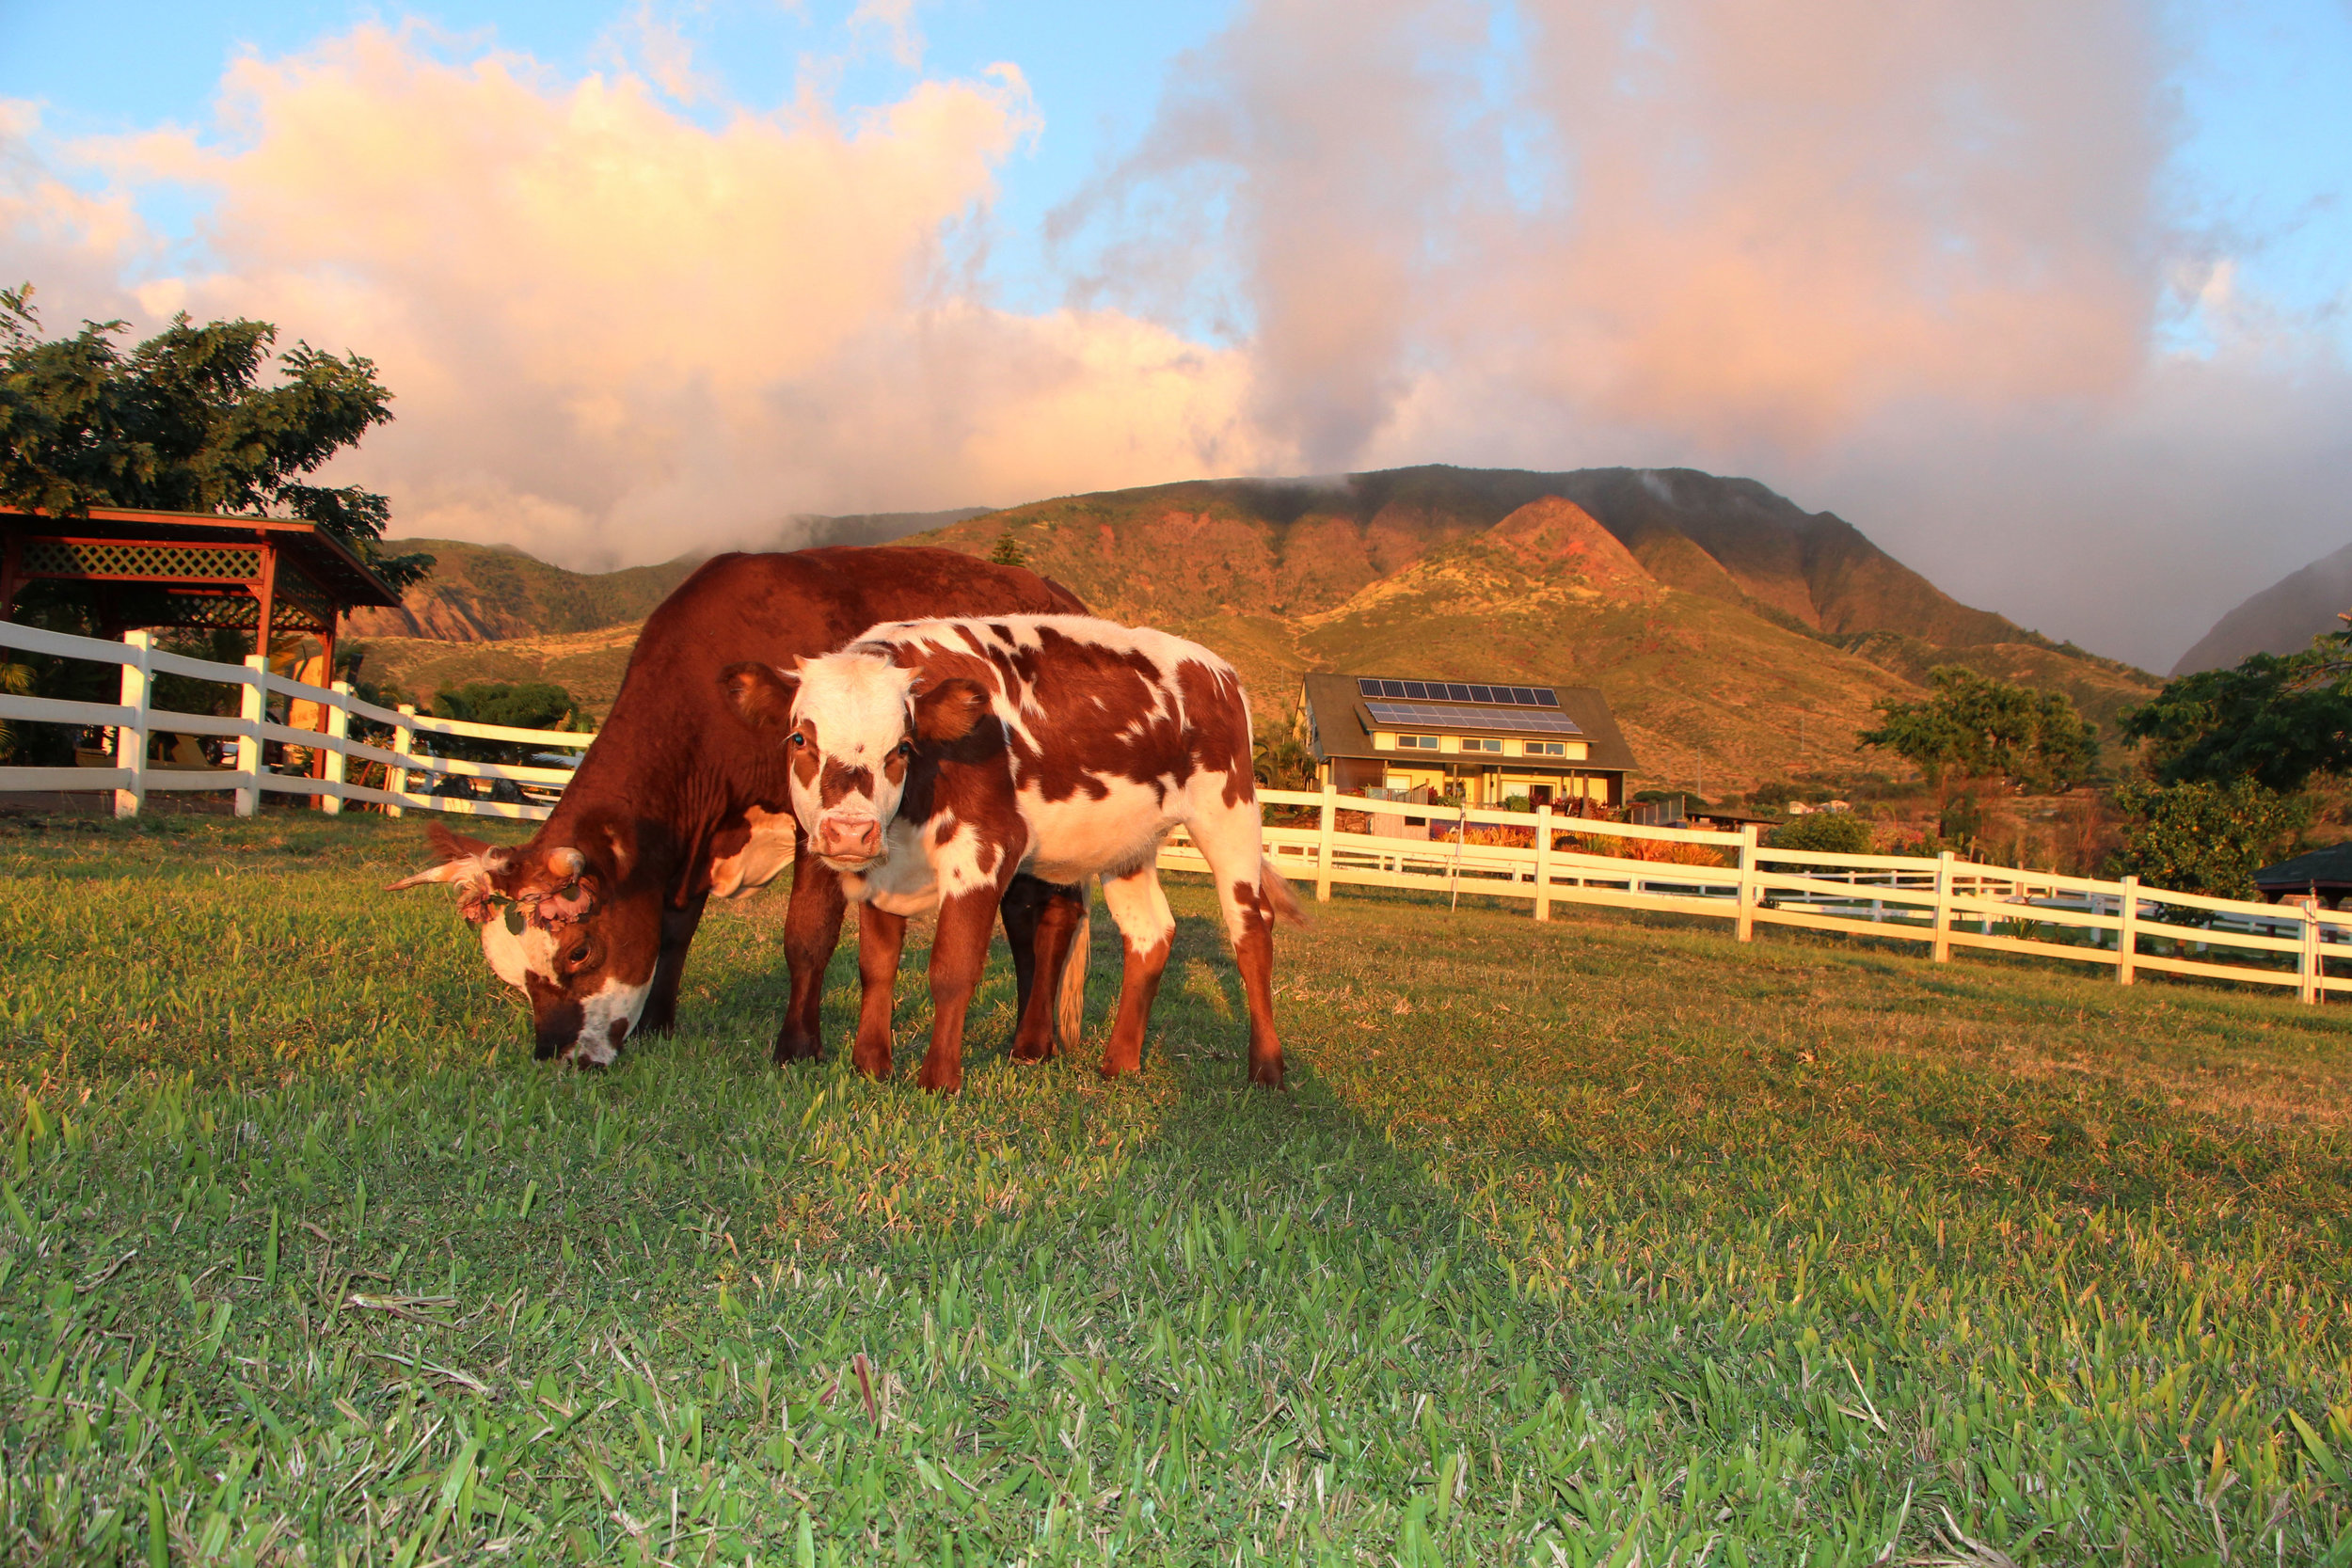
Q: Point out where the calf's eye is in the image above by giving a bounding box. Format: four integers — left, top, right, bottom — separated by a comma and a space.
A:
894, 740, 914, 759
788, 732, 807, 748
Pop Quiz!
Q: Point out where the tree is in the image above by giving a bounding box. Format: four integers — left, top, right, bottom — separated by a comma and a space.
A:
429, 681, 586, 765
1858, 666, 2097, 792
2120, 626, 2352, 794
987, 530, 1026, 567
2106, 778, 2310, 899
0, 283, 430, 591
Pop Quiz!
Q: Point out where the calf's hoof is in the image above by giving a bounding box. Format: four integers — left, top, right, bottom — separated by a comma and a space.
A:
771, 1027, 823, 1066
1248, 1054, 1286, 1089
915, 1057, 963, 1094
1009, 1034, 1056, 1064
850, 1035, 893, 1080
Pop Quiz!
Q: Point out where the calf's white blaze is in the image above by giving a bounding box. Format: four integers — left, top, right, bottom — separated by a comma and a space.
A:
788, 649, 920, 851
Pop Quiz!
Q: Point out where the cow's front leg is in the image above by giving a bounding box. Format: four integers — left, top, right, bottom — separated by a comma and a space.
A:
637, 889, 709, 1037
916, 890, 998, 1094
852, 901, 906, 1080
1097, 866, 1175, 1078
1000, 875, 1084, 1062
774, 837, 849, 1065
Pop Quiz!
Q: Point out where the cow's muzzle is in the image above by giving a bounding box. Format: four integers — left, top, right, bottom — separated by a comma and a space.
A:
816, 814, 883, 865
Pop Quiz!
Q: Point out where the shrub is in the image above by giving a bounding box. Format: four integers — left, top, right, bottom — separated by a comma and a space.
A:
2106, 778, 2310, 897
1766, 813, 1872, 854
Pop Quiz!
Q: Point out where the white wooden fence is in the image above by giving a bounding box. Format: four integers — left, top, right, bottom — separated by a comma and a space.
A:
4, 623, 2337, 1003
1165, 788, 2342, 1005
0, 621, 589, 822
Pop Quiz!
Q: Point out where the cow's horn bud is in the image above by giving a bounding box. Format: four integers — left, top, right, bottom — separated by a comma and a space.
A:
551, 847, 587, 879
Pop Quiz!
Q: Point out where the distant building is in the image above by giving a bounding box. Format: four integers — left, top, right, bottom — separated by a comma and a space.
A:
1297, 673, 1638, 808
2253, 842, 2352, 909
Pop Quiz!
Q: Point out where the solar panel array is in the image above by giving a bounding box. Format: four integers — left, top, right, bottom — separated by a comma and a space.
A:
1365, 701, 1583, 735
1358, 677, 1558, 707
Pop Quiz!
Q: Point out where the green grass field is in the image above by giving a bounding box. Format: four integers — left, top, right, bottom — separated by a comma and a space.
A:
3, 813, 2348, 1566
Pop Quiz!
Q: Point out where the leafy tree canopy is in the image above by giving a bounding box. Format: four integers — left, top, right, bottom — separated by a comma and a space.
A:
0, 283, 431, 591
2120, 627, 2352, 794
429, 681, 586, 766
2106, 778, 2310, 899
1858, 666, 2097, 793
987, 530, 1027, 567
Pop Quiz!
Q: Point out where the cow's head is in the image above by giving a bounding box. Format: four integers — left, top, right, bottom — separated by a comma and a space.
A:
388, 819, 655, 1066
721, 650, 987, 870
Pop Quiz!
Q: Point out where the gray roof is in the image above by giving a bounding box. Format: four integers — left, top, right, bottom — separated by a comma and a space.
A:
1300, 672, 1640, 773
2253, 841, 2352, 890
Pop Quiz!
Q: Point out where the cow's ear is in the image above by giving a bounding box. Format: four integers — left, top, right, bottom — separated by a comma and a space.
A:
912, 677, 989, 745
387, 822, 502, 891
721, 662, 799, 732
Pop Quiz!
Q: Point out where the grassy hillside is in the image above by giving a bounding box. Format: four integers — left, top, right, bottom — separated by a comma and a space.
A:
346, 467, 2158, 788
4, 816, 2345, 1563
344, 540, 699, 641
902, 470, 2158, 786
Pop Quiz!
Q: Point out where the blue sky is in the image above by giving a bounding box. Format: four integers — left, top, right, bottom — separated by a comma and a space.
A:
3, 1, 2349, 670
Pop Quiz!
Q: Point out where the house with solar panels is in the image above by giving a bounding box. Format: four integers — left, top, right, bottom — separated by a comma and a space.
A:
1297, 673, 1640, 808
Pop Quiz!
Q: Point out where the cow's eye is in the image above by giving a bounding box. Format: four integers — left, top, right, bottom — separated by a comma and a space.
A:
565, 942, 591, 967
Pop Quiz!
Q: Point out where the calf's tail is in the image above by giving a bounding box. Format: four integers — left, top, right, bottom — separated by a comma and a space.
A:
1055, 885, 1092, 1053
1262, 862, 1310, 927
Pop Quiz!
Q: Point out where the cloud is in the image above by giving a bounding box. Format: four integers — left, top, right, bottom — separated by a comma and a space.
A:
9, 4, 2347, 671
5, 24, 1282, 567
1055, 0, 2351, 671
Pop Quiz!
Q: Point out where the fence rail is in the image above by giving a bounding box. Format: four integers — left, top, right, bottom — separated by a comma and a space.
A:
4, 622, 2335, 1003
0, 622, 591, 822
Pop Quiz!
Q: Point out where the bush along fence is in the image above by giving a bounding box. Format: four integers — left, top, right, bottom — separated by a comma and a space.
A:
0, 621, 588, 823
4, 622, 2336, 1002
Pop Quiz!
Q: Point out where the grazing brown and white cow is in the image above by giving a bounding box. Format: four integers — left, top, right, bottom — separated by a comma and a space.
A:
723, 614, 1303, 1093
388, 547, 1092, 1067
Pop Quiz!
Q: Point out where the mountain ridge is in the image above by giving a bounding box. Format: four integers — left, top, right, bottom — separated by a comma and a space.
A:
2173, 541, 2352, 674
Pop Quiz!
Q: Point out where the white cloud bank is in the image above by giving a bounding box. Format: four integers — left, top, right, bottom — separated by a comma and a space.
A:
7, 4, 2349, 671
2, 24, 1281, 568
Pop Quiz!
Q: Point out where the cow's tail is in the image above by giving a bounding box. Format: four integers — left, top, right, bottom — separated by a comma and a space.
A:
1261, 861, 1310, 927
1055, 882, 1092, 1053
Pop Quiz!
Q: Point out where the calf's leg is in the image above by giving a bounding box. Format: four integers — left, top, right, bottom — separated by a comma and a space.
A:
915, 890, 999, 1094
1001, 875, 1087, 1062
1096, 866, 1175, 1078
1188, 807, 1291, 1089
773, 838, 848, 1064
852, 902, 907, 1080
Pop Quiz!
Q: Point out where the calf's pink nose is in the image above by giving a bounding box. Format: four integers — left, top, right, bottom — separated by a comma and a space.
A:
821, 817, 882, 859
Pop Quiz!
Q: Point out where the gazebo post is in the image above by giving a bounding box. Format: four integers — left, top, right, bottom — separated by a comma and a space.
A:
310, 616, 340, 793
251, 542, 279, 666
0, 536, 20, 619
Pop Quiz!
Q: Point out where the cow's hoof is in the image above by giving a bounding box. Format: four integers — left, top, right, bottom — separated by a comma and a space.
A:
1009, 1037, 1055, 1064
1248, 1061, 1286, 1089
771, 1030, 822, 1066
915, 1064, 963, 1094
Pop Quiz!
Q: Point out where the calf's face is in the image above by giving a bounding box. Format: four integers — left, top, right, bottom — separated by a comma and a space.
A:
722, 651, 987, 871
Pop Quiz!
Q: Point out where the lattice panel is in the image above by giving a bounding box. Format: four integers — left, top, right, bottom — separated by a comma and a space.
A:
275, 570, 334, 628
21, 539, 262, 582
165, 593, 331, 634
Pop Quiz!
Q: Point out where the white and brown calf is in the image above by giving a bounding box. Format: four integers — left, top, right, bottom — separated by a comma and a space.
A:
721, 614, 1302, 1092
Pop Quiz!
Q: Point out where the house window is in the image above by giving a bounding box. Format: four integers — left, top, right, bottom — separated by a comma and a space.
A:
1524, 740, 1568, 757
1461, 736, 1502, 753
1397, 734, 1440, 750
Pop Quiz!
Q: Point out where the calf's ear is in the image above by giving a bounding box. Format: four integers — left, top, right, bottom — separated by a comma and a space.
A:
912, 677, 989, 744
721, 662, 800, 732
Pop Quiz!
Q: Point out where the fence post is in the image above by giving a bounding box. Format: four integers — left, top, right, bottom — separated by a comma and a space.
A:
389, 704, 416, 818
323, 681, 352, 816
112, 630, 152, 819
1926, 851, 1953, 962
2116, 876, 2138, 986
1534, 804, 1554, 922
235, 654, 267, 817
1734, 823, 1757, 942
2303, 908, 2323, 1006
1315, 782, 1336, 903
